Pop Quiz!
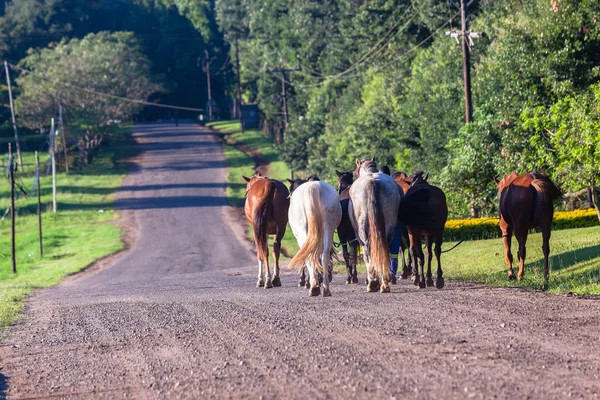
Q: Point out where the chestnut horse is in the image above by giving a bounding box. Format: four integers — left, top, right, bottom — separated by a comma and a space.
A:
394, 170, 448, 289
335, 171, 359, 284
496, 172, 562, 286
243, 173, 290, 288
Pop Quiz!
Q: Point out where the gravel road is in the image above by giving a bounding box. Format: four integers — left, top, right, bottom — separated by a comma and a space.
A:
1, 122, 600, 399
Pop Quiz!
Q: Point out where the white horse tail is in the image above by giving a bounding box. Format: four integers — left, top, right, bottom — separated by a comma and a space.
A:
366, 179, 390, 281
289, 184, 325, 274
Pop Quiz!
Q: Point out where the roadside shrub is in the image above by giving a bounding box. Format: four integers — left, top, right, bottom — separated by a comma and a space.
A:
443, 209, 599, 241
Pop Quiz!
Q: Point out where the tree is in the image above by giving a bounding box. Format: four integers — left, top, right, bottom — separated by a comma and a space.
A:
15, 31, 161, 160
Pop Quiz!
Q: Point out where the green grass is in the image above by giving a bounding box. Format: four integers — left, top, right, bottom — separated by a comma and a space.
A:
0, 128, 134, 331
442, 225, 600, 294
210, 120, 299, 258
333, 227, 600, 295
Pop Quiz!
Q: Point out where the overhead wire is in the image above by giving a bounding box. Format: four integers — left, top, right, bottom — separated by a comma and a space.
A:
6, 62, 207, 112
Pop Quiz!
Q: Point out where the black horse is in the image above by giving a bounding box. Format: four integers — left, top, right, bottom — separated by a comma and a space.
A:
335, 170, 359, 284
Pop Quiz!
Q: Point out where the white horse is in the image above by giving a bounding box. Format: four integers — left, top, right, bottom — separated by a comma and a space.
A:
288, 181, 342, 297
349, 159, 400, 293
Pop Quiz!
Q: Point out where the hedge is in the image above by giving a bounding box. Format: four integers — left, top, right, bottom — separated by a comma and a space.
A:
443, 208, 599, 241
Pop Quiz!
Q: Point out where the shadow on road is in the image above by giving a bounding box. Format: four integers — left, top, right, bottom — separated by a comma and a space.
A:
0, 368, 8, 400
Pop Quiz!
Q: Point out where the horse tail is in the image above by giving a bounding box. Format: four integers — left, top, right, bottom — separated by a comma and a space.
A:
531, 174, 563, 205
289, 184, 325, 274
366, 179, 390, 281
253, 180, 273, 263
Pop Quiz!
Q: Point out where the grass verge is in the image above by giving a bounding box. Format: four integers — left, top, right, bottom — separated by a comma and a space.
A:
0, 128, 134, 331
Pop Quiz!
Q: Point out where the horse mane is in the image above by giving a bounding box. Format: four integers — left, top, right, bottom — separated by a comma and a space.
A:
358, 159, 378, 174
411, 169, 425, 181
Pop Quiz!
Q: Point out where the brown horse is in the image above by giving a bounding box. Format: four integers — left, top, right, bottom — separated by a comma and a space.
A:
496, 172, 562, 286
243, 173, 290, 288
394, 170, 448, 289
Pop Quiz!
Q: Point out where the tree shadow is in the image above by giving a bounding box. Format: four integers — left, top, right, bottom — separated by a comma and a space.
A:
525, 244, 600, 272
52, 195, 244, 211
0, 368, 7, 400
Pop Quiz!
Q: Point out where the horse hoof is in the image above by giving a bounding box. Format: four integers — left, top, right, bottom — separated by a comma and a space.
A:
305, 281, 311, 289
367, 280, 380, 292
309, 286, 321, 297
426, 278, 434, 287
419, 280, 426, 289
346, 277, 352, 284
323, 288, 332, 297
257, 280, 264, 288
412, 275, 420, 286
436, 277, 445, 289
297, 280, 305, 288
380, 285, 391, 293
264, 279, 273, 289
352, 276, 359, 284
272, 276, 281, 287
508, 274, 516, 281
401, 271, 410, 280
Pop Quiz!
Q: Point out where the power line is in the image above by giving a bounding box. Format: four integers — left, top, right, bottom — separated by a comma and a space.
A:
6, 62, 206, 113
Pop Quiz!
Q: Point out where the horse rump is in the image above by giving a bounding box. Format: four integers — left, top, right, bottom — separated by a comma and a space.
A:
397, 188, 430, 229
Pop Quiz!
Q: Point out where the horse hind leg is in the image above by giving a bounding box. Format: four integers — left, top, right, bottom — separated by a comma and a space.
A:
501, 224, 516, 280
322, 239, 333, 297
342, 243, 352, 284
307, 264, 321, 297
425, 235, 434, 287
434, 236, 444, 289
298, 267, 306, 288
256, 258, 264, 288
541, 225, 551, 288
516, 231, 528, 281
271, 231, 283, 287
350, 242, 359, 284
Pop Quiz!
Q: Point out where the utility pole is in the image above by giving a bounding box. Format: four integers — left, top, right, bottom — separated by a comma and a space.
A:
265, 60, 300, 137
202, 50, 217, 121
35, 151, 43, 257
235, 37, 244, 133
446, 0, 482, 123
59, 105, 68, 174
4, 61, 23, 169
51, 118, 57, 214
8, 143, 16, 273
266, 60, 300, 179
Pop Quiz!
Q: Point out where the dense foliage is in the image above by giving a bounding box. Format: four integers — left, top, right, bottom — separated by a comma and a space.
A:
1, 0, 599, 218
213, 0, 600, 219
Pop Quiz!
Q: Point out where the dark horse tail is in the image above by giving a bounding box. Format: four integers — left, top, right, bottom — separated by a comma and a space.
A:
253, 180, 274, 263
366, 179, 390, 281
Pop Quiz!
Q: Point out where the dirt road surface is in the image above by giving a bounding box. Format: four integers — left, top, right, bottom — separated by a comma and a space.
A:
1, 122, 600, 399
